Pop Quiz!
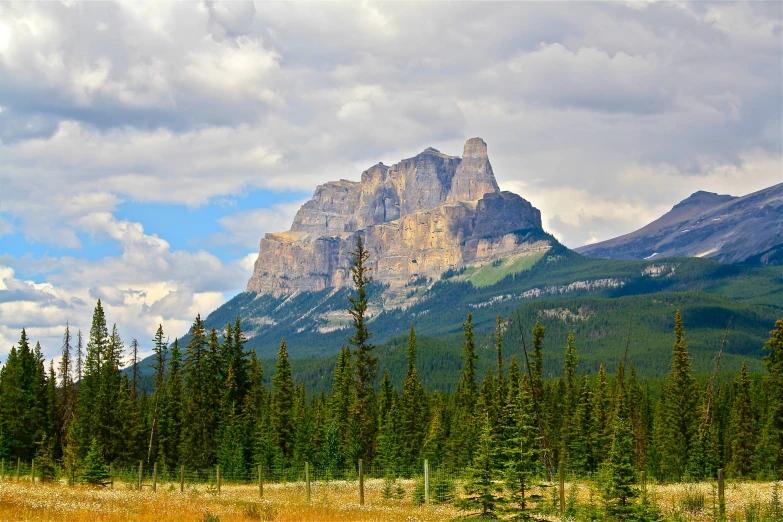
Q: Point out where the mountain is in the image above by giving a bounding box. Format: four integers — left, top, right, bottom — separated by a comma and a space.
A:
247, 137, 550, 310
575, 183, 783, 265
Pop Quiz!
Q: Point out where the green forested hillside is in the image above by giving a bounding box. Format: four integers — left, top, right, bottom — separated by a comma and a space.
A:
194, 248, 781, 379
274, 290, 775, 392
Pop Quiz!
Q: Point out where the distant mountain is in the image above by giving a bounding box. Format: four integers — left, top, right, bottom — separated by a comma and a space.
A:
575, 184, 783, 265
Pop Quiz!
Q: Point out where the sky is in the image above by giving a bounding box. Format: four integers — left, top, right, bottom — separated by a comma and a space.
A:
0, 1, 781, 363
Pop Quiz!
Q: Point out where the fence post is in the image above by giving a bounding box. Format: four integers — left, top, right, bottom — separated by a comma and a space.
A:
424, 459, 430, 505
216, 465, 221, 495
31, 459, 35, 484
180, 465, 185, 492
138, 461, 143, 491
305, 462, 311, 504
152, 462, 157, 493
358, 459, 364, 506
558, 460, 565, 515
258, 464, 264, 498
718, 468, 725, 519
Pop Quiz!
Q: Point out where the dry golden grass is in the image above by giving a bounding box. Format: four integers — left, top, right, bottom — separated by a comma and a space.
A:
0, 478, 459, 522
0, 478, 779, 521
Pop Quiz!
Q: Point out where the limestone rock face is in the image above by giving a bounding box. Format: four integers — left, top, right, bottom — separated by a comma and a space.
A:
246, 138, 548, 299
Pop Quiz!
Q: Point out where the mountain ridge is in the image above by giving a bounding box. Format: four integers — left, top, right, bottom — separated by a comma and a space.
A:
576, 183, 782, 264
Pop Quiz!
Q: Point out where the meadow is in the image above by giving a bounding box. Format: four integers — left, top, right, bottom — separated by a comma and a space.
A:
0, 477, 781, 522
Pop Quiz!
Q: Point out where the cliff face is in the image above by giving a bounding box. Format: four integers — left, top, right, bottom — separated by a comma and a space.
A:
247, 138, 547, 300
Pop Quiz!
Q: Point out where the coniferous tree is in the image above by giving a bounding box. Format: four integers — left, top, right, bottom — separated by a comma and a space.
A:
399, 325, 426, 468
593, 364, 612, 465
570, 374, 597, 473
148, 325, 167, 463
458, 411, 501, 517
75, 330, 84, 385
217, 367, 246, 479
758, 318, 783, 477
728, 361, 755, 477
448, 313, 479, 467
81, 438, 109, 485
347, 233, 378, 463
659, 311, 698, 479
271, 338, 295, 463
181, 314, 213, 468
501, 374, 541, 518
72, 301, 109, 458
603, 387, 638, 520
58, 324, 75, 453
495, 315, 506, 414
158, 339, 183, 469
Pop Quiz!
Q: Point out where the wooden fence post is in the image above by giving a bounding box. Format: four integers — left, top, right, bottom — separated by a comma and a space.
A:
137, 461, 143, 491
718, 468, 725, 519
152, 462, 157, 493
216, 465, 221, 495
305, 462, 311, 504
558, 460, 565, 515
31, 459, 35, 484
424, 459, 430, 505
358, 459, 364, 506
180, 465, 185, 492
258, 464, 264, 498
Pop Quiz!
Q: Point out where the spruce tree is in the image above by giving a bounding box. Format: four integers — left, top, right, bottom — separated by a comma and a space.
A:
81, 438, 109, 485
399, 325, 426, 468
501, 374, 540, 518
271, 338, 295, 462
347, 233, 377, 463
728, 361, 755, 477
72, 301, 109, 458
495, 315, 506, 412
458, 411, 501, 516
603, 390, 638, 520
158, 338, 183, 469
448, 313, 479, 468
660, 310, 698, 479
58, 324, 75, 452
570, 374, 597, 473
181, 314, 213, 468
457, 313, 478, 411
759, 318, 783, 477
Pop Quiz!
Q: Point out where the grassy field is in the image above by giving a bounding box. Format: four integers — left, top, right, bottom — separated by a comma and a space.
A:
0, 478, 781, 521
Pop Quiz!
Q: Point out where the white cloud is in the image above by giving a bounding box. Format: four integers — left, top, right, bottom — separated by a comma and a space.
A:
0, 212, 249, 361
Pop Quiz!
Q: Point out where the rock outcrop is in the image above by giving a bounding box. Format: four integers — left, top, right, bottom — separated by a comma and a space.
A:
575, 183, 783, 265
247, 138, 548, 300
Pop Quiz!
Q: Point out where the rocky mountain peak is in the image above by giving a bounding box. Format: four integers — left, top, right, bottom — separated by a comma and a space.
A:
247, 138, 548, 299
462, 137, 488, 158
672, 190, 736, 210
